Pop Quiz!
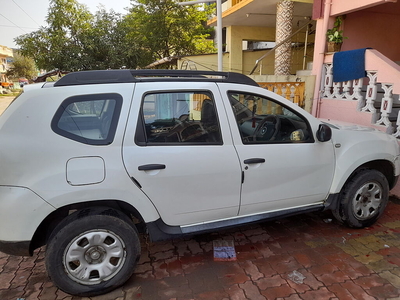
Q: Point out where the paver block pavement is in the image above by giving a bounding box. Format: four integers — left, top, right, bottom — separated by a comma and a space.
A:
2, 200, 400, 299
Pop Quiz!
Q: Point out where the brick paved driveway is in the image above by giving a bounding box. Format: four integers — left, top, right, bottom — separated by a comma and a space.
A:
2, 199, 400, 300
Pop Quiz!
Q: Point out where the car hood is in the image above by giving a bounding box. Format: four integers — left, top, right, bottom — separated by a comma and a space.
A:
319, 119, 378, 132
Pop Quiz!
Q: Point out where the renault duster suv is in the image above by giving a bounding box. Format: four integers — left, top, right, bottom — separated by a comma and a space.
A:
0, 70, 399, 296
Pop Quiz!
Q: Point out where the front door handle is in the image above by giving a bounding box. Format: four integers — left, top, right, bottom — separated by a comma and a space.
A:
244, 158, 265, 164
138, 164, 166, 171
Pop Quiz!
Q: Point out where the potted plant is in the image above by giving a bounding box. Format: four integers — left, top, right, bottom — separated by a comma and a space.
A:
326, 16, 347, 52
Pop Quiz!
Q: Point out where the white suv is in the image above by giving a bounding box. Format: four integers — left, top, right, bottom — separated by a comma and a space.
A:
0, 70, 399, 296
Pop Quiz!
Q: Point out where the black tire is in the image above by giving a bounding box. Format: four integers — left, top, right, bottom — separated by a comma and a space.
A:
45, 207, 141, 297
333, 169, 389, 228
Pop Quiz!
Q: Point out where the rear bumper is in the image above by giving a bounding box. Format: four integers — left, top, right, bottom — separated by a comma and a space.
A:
0, 186, 55, 253
0, 240, 31, 256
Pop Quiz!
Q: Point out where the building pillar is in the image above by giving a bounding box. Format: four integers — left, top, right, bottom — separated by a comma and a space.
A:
274, 0, 294, 75
227, 26, 243, 73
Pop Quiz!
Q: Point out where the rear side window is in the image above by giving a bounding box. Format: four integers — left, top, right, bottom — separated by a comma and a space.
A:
52, 93, 122, 145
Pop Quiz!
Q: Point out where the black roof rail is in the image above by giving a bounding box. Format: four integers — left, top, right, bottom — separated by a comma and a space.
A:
53, 69, 259, 87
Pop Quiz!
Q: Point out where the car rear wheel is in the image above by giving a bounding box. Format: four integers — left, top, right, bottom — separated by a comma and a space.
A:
45, 207, 140, 297
333, 169, 389, 228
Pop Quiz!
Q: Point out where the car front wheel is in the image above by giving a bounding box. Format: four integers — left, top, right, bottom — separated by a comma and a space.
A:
45, 207, 140, 297
333, 169, 389, 228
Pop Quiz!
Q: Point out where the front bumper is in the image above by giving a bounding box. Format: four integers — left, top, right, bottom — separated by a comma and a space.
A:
395, 153, 400, 175
391, 175, 399, 190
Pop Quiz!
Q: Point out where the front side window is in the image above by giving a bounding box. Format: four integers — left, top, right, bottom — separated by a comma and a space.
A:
136, 91, 222, 145
228, 91, 313, 144
52, 93, 122, 145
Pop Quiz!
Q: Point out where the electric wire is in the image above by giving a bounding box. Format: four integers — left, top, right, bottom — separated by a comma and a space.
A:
0, 24, 38, 29
11, 0, 42, 27
0, 13, 27, 33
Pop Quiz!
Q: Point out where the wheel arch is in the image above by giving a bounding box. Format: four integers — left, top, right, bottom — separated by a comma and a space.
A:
348, 160, 397, 190
330, 158, 397, 195
330, 167, 391, 228
326, 159, 396, 211
29, 200, 146, 255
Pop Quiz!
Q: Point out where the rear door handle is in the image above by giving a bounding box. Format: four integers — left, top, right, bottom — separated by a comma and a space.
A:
138, 164, 166, 171
244, 158, 265, 164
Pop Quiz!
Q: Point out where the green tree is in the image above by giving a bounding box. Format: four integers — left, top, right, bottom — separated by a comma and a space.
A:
6, 53, 37, 81
124, 0, 216, 67
80, 8, 146, 69
15, 0, 94, 71
15, 0, 216, 71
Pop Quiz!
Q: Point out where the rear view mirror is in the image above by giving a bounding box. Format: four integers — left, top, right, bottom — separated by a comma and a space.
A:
316, 124, 332, 142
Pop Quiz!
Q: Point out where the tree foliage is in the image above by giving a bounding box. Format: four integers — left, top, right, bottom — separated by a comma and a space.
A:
125, 0, 215, 65
15, 0, 93, 71
14, 0, 216, 71
6, 53, 37, 81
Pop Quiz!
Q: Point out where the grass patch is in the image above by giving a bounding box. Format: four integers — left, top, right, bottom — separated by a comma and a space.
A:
0, 92, 19, 98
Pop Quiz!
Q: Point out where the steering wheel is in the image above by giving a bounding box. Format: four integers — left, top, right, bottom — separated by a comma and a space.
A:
253, 115, 281, 141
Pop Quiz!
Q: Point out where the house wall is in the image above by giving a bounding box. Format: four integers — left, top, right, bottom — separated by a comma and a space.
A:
243, 46, 314, 75
330, 0, 397, 16
224, 25, 313, 74
0, 45, 13, 58
225, 26, 277, 50
0, 45, 13, 82
226, 26, 276, 73
341, 2, 400, 62
317, 99, 375, 126
178, 53, 232, 72
311, 0, 400, 116
178, 45, 314, 76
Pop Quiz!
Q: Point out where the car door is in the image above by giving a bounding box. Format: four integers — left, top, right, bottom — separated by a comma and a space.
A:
218, 84, 335, 216
122, 82, 242, 226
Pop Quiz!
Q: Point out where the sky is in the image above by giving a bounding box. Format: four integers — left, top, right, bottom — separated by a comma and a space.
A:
0, 0, 132, 49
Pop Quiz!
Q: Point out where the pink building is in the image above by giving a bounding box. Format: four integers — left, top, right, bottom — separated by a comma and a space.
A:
310, 0, 400, 196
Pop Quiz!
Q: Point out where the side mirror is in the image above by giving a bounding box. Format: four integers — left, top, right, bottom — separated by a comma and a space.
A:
316, 124, 332, 142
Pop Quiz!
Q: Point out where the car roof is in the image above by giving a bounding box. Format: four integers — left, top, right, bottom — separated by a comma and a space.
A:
53, 70, 259, 87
